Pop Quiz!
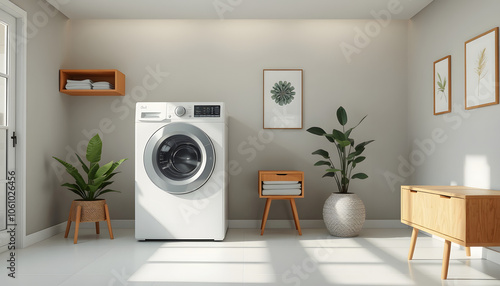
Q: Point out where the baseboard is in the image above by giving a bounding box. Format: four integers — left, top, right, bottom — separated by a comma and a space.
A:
22, 219, 404, 247
24, 222, 66, 248
229, 219, 406, 229
422, 232, 487, 259
483, 247, 500, 265
23, 220, 135, 248
78, 219, 135, 229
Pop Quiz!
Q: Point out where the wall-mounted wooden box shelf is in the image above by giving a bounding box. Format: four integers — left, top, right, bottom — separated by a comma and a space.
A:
59, 69, 125, 96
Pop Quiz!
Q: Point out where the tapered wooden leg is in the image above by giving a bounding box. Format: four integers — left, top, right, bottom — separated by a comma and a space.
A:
104, 204, 114, 239
260, 201, 267, 229
73, 205, 82, 244
442, 240, 452, 280
465, 247, 471, 257
261, 199, 272, 235
95, 222, 100, 234
64, 202, 74, 238
289, 199, 302, 235
408, 228, 419, 260
289, 199, 298, 230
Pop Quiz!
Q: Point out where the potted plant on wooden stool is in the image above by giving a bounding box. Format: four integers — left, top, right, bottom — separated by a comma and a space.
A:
53, 134, 126, 244
307, 106, 373, 237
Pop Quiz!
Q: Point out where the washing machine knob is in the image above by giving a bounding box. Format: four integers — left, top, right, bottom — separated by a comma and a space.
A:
174, 106, 186, 117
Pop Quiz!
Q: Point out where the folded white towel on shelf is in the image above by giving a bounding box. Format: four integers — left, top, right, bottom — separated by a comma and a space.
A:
65, 84, 92, 90
262, 189, 302, 196
67, 79, 93, 84
262, 184, 301, 190
262, 181, 299, 185
92, 86, 113, 90
92, 81, 114, 90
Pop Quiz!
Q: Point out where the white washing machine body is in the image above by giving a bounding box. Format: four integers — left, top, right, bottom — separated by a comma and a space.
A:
135, 102, 228, 240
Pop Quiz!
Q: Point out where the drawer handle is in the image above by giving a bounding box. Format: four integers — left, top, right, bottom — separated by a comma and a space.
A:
410, 190, 417, 193
276, 174, 288, 176
440, 195, 451, 199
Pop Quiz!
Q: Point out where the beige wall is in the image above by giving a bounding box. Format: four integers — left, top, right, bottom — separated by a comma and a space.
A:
66, 19, 409, 221
408, 1, 500, 250
10, 0, 71, 234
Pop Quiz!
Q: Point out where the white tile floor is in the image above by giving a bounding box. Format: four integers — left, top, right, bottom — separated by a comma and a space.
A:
1, 228, 500, 286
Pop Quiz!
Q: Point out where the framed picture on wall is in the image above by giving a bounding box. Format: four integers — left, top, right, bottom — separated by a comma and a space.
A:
433, 55, 451, 115
263, 69, 303, 129
465, 27, 499, 110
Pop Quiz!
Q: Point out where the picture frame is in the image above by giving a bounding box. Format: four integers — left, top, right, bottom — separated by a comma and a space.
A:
465, 27, 499, 110
263, 69, 303, 129
433, 55, 451, 115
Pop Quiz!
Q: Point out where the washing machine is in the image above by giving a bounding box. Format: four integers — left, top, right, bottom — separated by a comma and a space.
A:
135, 102, 228, 241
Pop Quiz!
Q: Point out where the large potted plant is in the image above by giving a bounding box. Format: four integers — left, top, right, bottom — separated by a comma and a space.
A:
307, 106, 373, 237
53, 134, 126, 243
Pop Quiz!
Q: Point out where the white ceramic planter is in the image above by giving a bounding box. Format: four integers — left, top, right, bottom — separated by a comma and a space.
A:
323, 193, 366, 237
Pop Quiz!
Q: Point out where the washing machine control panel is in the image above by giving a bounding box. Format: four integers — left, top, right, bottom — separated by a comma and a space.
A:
162, 103, 225, 121
194, 105, 221, 117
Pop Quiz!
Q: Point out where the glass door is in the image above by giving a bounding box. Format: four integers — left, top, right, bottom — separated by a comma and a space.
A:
0, 8, 16, 249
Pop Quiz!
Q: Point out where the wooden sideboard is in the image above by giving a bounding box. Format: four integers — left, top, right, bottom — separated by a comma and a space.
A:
401, 185, 500, 279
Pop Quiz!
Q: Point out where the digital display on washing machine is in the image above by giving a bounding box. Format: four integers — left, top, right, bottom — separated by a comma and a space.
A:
194, 105, 221, 117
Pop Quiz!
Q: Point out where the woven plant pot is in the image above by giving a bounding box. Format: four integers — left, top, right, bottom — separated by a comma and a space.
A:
323, 193, 365, 237
70, 199, 106, 222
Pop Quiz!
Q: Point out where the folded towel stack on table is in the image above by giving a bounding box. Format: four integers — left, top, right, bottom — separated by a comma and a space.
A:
262, 181, 301, 196
65, 79, 93, 90
92, 81, 114, 90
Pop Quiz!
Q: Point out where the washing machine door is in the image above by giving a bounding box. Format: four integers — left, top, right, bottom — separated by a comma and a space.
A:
144, 122, 215, 195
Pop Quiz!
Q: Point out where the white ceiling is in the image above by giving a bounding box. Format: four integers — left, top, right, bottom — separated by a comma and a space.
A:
47, 0, 434, 20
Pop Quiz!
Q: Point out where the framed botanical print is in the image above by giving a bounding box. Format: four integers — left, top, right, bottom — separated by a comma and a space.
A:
465, 27, 499, 110
263, 69, 303, 129
434, 55, 451, 115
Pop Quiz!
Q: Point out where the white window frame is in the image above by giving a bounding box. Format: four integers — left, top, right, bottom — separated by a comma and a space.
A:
0, 0, 27, 248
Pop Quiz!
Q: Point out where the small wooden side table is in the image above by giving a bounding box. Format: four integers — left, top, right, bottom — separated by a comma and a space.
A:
259, 170, 304, 235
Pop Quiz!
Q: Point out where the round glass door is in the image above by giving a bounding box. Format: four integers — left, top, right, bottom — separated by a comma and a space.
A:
144, 123, 215, 195
157, 135, 201, 180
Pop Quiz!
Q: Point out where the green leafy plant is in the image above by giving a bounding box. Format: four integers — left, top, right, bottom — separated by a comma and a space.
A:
437, 73, 447, 102
271, 81, 295, 106
53, 134, 127, 200
307, 106, 373, 193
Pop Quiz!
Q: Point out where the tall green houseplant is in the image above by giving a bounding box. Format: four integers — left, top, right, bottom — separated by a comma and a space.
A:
307, 106, 373, 193
53, 134, 127, 200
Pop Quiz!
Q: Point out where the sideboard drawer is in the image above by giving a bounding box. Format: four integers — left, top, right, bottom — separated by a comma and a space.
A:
402, 189, 465, 241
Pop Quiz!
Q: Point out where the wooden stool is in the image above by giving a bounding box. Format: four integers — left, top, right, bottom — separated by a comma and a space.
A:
259, 171, 304, 235
64, 200, 114, 244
